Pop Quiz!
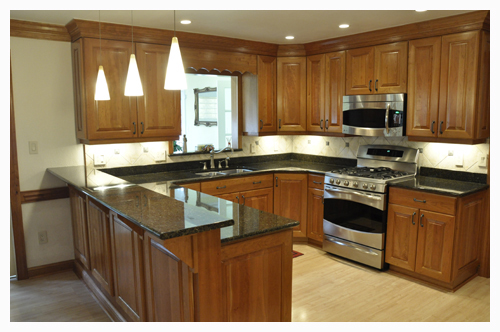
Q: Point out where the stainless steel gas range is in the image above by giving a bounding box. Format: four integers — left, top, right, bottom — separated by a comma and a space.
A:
323, 145, 419, 269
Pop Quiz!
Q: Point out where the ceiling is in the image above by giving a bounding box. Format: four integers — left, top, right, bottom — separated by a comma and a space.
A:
10, 10, 474, 44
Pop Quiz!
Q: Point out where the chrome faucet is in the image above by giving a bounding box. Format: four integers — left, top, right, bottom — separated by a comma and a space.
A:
209, 146, 234, 169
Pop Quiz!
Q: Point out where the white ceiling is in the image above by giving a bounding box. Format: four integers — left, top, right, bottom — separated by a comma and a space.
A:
10, 10, 475, 44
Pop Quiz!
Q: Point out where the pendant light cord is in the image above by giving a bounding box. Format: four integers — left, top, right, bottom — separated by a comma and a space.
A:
174, 10, 176, 37
99, 10, 102, 65
131, 11, 134, 49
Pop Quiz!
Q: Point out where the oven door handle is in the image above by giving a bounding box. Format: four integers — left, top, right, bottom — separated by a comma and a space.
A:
325, 186, 382, 201
324, 186, 385, 210
324, 237, 379, 256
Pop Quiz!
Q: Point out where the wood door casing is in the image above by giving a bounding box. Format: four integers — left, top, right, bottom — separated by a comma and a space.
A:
135, 43, 181, 138
83, 38, 138, 140
241, 187, 273, 214
385, 204, 419, 271
257, 55, 277, 133
273, 173, 308, 238
324, 51, 345, 133
306, 188, 324, 242
374, 41, 408, 94
407, 37, 441, 137
306, 54, 326, 132
345, 46, 374, 95
277, 57, 306, 131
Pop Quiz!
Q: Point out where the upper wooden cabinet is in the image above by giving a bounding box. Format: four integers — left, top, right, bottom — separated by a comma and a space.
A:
277, 57, 307, 132
307, 52, 345, 133
242, 56, 277, 135
71, 38, 181, 144
407, 31, 489, 143
346, 42, 407, 95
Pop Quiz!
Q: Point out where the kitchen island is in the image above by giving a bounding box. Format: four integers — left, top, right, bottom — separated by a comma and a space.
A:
48, 166, 299, 322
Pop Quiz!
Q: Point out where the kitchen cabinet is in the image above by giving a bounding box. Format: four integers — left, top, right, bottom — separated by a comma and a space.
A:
110, 212, 145, 322
386, 187, 487, 289
69, 186, 90, 270
178, 182, 201, 192
274, 173, 308, 239
306, 52, 345, 134
306, 174, 324, 243
242, 55, 277, 135
346, 42, 407, 95
407, 31, 489, 143
277, 57, 307, 132
71, 38, 181, 144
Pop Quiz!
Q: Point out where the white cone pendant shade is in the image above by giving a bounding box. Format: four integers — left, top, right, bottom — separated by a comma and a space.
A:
164, 37, 187, 90
125, 54, 143, 96
95, 65, 110, 101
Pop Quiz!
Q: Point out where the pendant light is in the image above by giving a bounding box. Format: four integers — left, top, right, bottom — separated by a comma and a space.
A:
124, 11, 144, 96
164, 10, 187, 90
95, 10, 110, 101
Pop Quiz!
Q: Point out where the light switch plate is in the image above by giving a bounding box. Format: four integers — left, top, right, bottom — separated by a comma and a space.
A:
28, 141, 38, 154
479, 153, 488, 167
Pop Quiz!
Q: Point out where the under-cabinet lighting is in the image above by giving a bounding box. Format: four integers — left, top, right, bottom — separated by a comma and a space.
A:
285, 36, 294, 40
339, 24, 349, 29
415, 10, 427, 12
180, 20, 191, 24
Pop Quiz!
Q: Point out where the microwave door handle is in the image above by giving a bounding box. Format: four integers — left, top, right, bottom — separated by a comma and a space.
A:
385, 104, 390, 134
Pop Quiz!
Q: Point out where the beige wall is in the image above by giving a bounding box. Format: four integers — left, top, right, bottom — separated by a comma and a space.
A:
11, 37, 84, 268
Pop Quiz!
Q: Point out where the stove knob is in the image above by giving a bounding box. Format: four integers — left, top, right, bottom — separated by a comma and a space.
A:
336, 179, 341, 185
353, 181, 358, 188
330, 178, 334, 184
362, 183, 368, 189
370, 184, 376, 190
344, 180, 349, 186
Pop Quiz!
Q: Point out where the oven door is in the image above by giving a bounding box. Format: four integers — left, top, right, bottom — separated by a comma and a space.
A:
323, 185, 387, 250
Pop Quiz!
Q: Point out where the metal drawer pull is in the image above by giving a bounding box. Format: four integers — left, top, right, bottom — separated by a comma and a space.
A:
369, 80, 372, 92
253, 181, 261, 184
325, 119, 329, 130
236, 196, 239, 203
320, 119, 323, 130
439, 121, 444, 134
413, 198, 426, 203
313, 181, 323, 185
242, 195, 246, 205
375, 79, 378, 91
420, 214, 424, 227
276, 177, 278, 187
431, 121, 436, 134
216, 185, 226, 189
141, 121, 144, 134
260, 119, 263, 130
411, 212, 416, 225
133, 122, 136, 134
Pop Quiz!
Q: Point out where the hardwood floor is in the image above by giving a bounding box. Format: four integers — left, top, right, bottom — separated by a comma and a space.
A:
292, 244, 490, 322
10, 244, 490, 322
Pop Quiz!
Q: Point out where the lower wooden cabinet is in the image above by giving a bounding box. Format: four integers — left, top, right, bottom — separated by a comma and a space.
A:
274, 173, 308, 239
69, 186, 90, 270
307, 188, 324, 242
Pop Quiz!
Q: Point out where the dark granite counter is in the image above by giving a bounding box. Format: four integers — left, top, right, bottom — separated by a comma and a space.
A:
389, 176, 488, 197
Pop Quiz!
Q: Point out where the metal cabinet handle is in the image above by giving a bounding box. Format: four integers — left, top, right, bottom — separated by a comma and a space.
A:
439, 121, 444, 134
420, 214, 424, 227
216, 185, 226, 189
135, 195, 140, 207
385, 104, 390, 134
279, 119, 282, 130
325, 119, 329, 130
236, 196, 239, 203
253, 181, 261, 184
141, 121, 144, 134
413, 198, 426, 203
431, 121, 435, 134
411, 212, 416, 225
320, 119, 323, 130
275, 177, 278, 187
375, 79, 378, 91
242, 195, 246, 205
313, 181, 323, 185
259, 119, 264, 130
133, 122, 136, 135
369, 80, 372, 92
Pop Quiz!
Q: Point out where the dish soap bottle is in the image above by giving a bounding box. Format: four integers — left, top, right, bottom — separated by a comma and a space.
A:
182, 135, 187, 153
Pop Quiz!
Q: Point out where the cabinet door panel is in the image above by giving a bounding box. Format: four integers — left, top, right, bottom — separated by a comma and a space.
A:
385, 204, 419, 271
307, 188, 324, 242
306, 54, 325, 132
374, 42, 408, 94
273, 173, 308, 238
258, 55, 277, 133
69, 187, 90, 270
324, 51, 345, 133
277, 57, 306, 131
407, 37, 441, 137
414, 210, 455, 282
242, 187, 273, 214
135, 43, 181, 138
438, 31, 480, 139
346, 47, 374, 95
83, 38, 138, 140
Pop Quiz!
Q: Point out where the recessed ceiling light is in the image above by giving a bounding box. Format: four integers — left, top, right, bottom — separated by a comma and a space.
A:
180, 20, 191, 24
415, 10, 427, 12
285, 36, 294, 40
339, 24, 349, 29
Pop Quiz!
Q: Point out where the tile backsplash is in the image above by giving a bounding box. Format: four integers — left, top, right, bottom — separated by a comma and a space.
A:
85, 135, 489, 176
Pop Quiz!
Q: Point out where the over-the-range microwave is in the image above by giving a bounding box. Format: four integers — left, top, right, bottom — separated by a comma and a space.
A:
342, 93, 406, 137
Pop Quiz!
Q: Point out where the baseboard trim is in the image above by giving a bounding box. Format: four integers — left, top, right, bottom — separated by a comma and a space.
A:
28, 260, 74, 278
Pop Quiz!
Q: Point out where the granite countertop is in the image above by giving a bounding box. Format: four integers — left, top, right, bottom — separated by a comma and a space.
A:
389, 176, 489, 197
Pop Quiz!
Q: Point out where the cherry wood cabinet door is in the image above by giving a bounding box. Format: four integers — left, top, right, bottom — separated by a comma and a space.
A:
414, 210, 455, 283
241, 187, 274, 214
83, 38, 138, 140
87, 199, 114, 296
306, 188, 324, 242
258, 55, 277, 133
69, 186, 90, 270
324, 51, 345, 133
345, 46, 374, 95
438, 31, 480, 139
277, 57, 306, 132
110, 212, 145, 321
407, 37, 441, 138
385, 204, 419, 272
273, 173, 308, 239
374, 42, 408, 94
135, 43, 181, 139
306, 54, 326, 132
217, 192, 240, 204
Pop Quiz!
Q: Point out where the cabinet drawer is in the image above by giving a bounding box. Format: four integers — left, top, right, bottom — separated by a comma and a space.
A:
308, 174, 325, 189
389, 187, 456, 215
201, 174, 273, 195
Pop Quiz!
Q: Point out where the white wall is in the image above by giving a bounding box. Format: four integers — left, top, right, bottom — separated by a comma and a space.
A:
11, 37, 84, 268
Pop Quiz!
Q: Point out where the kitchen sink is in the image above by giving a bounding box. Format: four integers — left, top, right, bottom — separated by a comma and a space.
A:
218, 168, 253, 175
194, 171, 225, 177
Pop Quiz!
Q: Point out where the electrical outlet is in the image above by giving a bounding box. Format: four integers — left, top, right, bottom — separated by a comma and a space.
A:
455, 151, 463, 167
38, 231, 48, 244
326, 141, 330, 146
93, 154, 106, 166
418, 148, 423, 153
250, 144, 255, 154
143, 146, 149, 153
274, 141, 278, 151
28, 141, 38, 154
479, 153, 488, 168
308, 140, 311, 144
345, 142, 349, 148
114, 148, 120, 154
255, 141, 259, 146
448, 150, 454, 156
155, 151, 166, 162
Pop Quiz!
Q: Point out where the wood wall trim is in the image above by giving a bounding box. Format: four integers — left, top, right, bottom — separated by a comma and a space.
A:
304, 10, 490, 55
10, 19, 71, 42
28, 259, 74, 278
20, 187, 70, 204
